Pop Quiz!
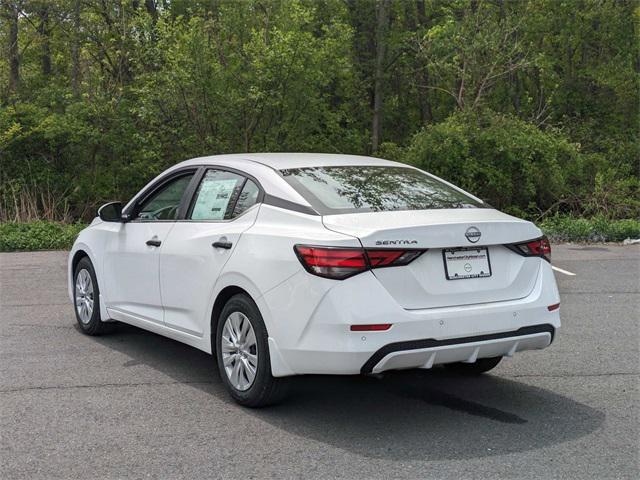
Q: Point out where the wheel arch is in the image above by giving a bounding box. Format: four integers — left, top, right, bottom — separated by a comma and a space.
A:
209, 283, 294, 377
68, 241, 110, 322
71, 249, 90, 275
210, 285, 253, 355
68, 242, 97, 302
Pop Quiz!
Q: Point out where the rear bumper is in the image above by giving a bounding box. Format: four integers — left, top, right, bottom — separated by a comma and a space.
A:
361, 323, 554, 374
260, 258, 560, 376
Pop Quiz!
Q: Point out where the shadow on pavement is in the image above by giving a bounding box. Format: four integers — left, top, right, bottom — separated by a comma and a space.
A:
92, 322, 605, 462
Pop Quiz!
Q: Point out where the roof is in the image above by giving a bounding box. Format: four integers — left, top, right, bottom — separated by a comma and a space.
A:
178, 153, 403, 170
130, 153, 416, 214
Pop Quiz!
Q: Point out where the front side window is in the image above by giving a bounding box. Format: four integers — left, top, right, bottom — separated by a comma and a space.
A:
137, 173, 194, 220
189, 170, 248, 221
280, 166, 485, 215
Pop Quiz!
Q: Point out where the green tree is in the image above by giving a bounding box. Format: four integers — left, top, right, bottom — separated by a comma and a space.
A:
0, 0, 637, 222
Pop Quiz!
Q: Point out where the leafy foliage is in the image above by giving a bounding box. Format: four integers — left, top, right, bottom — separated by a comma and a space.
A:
0, 221, 86, 251
540, 216, 640, 243
398, 111, 578, 216
0, 0, 637, 222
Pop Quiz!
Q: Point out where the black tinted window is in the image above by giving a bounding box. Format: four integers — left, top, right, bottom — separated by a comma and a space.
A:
233, 179, 260, 217
137, 173, 194, 220
280, 166, 484, 214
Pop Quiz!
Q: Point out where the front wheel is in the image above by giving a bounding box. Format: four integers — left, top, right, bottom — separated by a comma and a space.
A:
73, 257, 112, 335
444, 356, 502, 375
215, 294, 289, 407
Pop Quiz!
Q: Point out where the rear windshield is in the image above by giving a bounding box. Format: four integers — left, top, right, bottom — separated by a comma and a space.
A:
280, 165, 485, 215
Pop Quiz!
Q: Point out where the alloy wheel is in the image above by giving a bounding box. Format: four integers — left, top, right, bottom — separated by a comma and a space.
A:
221, 311, 258, 391
75, 269, 94, 324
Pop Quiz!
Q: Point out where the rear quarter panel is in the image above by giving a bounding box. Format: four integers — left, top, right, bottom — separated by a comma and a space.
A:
217, 205, 359, 338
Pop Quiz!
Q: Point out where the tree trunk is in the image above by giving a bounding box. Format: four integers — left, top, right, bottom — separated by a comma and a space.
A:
453, 4, 468, 110
371, 0, 390, 153
511, 71, 521, 114
144, 0, 158, 21
418, 69, 433, 124
416, 0, 427, 24
145, 0, 159, 45
71, 0, 81, 97
6, 2, 20, 95
39, 4, 51, 76
415, 0, 433, 124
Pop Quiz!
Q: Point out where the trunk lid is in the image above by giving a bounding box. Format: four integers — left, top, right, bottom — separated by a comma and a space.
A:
323, 208, 542, 309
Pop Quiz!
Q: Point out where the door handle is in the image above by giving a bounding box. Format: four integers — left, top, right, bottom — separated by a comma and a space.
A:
146, 239, 162, 247
212, 241, 233, 249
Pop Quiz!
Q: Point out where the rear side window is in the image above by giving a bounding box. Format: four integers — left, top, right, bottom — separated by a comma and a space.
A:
189, 170, 262, 221
190, 170, 245, 220
233, 179, 260, 217
280, 166, 485, 215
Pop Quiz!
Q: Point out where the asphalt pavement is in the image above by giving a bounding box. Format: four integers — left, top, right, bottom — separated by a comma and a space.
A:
0, 245, 638, 479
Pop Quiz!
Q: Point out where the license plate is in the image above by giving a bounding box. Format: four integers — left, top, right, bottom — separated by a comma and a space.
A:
443, 247, 492, 280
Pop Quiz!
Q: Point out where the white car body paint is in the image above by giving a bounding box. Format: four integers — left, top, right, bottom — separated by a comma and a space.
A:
68, 153, 561, 377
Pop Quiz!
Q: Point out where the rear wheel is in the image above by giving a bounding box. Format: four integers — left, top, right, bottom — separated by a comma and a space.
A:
444, 356, 502, 375
73, 257, 112, 335
215, 293, 288, 407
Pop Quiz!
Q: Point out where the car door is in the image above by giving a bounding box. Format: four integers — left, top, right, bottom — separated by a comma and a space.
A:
159, 168, 262, 336
102, 169, 197, 324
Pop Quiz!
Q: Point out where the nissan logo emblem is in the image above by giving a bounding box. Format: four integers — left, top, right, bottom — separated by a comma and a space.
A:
465, 226, 481, 243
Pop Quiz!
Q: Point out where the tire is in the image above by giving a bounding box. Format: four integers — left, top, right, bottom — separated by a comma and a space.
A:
444, 356, 502, 375
215, 293, 289, 407
73, 257, 112, 336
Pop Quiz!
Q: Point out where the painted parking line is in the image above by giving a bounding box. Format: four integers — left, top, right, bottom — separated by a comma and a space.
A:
552, 265, 576, 276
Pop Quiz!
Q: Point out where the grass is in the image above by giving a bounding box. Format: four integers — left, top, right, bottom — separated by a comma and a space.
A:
539, 215, 640, 243
0, 221, 87, 252
0, 216, 638, 252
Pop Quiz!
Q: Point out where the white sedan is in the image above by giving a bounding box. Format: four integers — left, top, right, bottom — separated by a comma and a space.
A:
68, 154, 560, 406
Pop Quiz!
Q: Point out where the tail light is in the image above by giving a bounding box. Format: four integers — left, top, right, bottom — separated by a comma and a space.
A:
294, 246, 367, 279
366, 249, 424, 267
294, 245, 424, 280
507, 236, 551, 262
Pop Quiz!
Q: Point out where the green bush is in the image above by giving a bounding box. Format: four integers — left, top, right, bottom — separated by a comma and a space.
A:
399, 111, 580, 216
539, 216, 640, 242
0, 222, 87, 252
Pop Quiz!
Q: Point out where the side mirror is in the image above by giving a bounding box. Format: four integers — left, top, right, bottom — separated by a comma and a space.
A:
98, 202, 123, 222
